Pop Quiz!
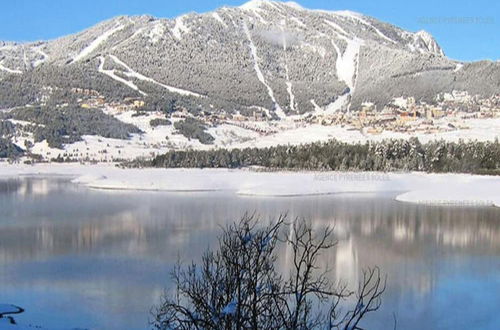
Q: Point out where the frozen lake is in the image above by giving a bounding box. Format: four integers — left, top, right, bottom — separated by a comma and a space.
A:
0, 177, 499, 329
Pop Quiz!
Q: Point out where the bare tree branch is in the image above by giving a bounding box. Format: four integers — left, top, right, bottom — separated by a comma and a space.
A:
152, 214, 385, 330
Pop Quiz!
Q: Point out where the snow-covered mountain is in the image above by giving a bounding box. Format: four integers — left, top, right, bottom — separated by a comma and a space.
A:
1, 0, 498, 115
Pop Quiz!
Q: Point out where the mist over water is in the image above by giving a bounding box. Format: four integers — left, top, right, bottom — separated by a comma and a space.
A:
0, 177, 499, 329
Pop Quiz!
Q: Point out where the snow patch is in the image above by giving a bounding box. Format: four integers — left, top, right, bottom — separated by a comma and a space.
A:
324, 18, 364, 103
301, 42, 327, 57
172, 16, 190, 40
454, 63, 464, 72
290, 17, 306, 28
331, 37, 364, 91
282, 1, 304, 10
392, 96, 408, 108
212, 12, 228, 28
414, 30, 444, 56
240, 0, 269, 24
148, 23, 166, 43
240, 0, 268, 10
310, 99, 322, 112
315, 93, 350, 116
32, 46, 49, 67
286, 82, 295, 111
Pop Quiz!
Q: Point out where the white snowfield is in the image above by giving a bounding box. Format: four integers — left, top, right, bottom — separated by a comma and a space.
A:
172, 16, 190, 40
13, 111, 500, 164
1, 164, 499, 208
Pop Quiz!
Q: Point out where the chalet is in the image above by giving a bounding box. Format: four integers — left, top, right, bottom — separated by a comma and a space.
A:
231, 113, 247, 122
365, 127, 383, 135
172, 108, 190, 118
133, 100, 145, 108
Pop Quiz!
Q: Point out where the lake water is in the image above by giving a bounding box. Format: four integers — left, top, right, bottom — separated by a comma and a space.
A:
0, 177, 499, 329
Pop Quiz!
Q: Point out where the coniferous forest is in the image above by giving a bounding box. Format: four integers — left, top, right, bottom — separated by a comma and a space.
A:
147, 138, 500, 175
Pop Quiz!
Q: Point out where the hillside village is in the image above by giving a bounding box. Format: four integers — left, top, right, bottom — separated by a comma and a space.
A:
311, 92, 500, 135
75, 87, 500, 137
2, 86, 500, 164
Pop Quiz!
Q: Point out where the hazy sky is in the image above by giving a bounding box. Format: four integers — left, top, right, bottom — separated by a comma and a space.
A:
1, 0, 498, 61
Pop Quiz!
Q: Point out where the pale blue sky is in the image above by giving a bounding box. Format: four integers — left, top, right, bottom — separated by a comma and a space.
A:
0, 0, 498, 61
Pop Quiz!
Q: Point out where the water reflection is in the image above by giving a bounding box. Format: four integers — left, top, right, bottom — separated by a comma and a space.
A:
0, 177, 499, 329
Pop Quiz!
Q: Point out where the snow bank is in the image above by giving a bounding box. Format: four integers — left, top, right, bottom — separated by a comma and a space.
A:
395, 176, 500, 207
1, 164, 499, 207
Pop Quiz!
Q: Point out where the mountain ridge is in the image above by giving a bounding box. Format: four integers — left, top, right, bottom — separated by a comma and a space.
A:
0, 0, 498, 116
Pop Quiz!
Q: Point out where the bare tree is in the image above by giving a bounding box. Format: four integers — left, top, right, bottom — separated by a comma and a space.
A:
152, 214, 385, 329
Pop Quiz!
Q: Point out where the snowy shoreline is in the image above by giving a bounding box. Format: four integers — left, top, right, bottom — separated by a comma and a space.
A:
0, 163, 499, 208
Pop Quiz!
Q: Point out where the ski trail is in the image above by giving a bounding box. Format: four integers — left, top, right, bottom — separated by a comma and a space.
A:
0, 61, 22, 74
334, 11, 397, 44
323, 19, 364, 92
98, 56, 147, 96
243, 22, 286, 119
323, 19, 350, 39
281, 26, 296, 112
109, 55, 204, 98
212, 12, 228, 28
73, 24, 125, 63
33, 47, 49, 67
35, 48, 48, 60
322, 18, 365, 113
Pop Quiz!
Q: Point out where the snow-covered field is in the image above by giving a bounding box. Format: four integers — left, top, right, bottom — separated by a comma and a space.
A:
14, 111, 500, 163
1, 163, 499, 208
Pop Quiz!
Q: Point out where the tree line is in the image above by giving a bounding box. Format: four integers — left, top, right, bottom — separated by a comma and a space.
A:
0, 138, 24, 159
1, 105, 142, 149
147, 138, 500, 174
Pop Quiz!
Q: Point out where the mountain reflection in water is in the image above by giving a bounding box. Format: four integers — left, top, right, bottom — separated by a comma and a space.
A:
0, 177, 499, 330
